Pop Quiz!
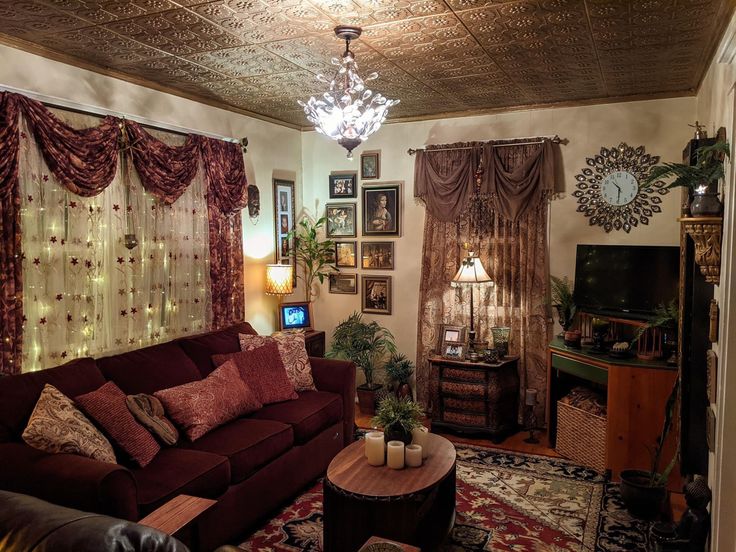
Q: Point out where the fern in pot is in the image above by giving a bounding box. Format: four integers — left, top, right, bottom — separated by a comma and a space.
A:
371, 395, 425, 445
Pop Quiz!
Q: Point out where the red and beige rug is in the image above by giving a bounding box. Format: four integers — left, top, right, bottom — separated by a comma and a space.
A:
239, 443, 651, 551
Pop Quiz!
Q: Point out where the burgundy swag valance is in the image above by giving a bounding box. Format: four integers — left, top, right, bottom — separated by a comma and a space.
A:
0, 91, 249, 374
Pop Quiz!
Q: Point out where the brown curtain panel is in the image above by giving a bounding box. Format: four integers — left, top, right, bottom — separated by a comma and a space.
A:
0, 92, 22, 375
415, 139, 553, 422
200, 137, 248, 328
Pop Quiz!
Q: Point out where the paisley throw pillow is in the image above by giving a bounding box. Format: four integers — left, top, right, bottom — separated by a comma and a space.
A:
239, 333, 316, 392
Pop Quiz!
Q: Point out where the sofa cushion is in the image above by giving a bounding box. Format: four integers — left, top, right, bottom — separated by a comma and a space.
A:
239, 333, 316, 392
76, 382, 160, 468
179, 322, 258, 377
155, 360, 261, 442
212, 342, 298, 405
132, 448, 230, 513
22, 384, 116, 464
97, 342, 201, 395
185, 418, 293, 484
0, 357, 105, 443
250, 391, 343, 444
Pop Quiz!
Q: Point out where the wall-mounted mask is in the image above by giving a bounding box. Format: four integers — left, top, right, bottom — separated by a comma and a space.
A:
247, 184, 260, 222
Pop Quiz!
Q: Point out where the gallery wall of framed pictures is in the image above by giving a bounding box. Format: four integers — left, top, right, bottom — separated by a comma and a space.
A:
324, 151, 400, 316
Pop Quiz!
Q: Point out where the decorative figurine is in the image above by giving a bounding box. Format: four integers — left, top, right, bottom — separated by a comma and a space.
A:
650, 476, 712, 551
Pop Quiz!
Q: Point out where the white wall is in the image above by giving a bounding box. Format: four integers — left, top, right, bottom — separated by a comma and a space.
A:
302, 97, 694, 379
696, 11, 736, 551
0, 43, 302, 336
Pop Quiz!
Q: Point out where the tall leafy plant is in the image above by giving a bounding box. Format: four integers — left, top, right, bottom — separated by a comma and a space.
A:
286, 216, 336, 303
327, 312, 396, 388
641, 141, 730, 190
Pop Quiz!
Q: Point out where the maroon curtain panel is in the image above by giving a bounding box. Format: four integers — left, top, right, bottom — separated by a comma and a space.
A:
199, 137, 248, 329
0, 92, 22, 375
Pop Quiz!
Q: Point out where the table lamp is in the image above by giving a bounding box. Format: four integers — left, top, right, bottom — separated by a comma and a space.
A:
265, 264, 294, 301
451, 251, 493, 352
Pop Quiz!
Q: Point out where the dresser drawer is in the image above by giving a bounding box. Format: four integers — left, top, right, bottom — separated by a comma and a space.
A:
440, 380, 486, 399
443, 397, 486, 414
441, 367, 486, 383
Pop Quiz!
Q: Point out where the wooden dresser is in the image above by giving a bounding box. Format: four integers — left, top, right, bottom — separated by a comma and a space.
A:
428, 355, 519, 442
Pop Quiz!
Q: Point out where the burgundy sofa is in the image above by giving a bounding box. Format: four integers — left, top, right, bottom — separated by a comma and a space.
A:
0, 322, 356, 551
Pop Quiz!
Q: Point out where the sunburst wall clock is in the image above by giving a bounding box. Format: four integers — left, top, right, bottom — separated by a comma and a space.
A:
573, 143, 669, 233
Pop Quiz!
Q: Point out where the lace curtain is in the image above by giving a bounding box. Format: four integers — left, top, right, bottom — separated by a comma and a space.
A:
19, 111, 211, 372
415, 140, 554, 421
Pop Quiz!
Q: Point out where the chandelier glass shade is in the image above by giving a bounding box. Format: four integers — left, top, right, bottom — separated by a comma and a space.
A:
298, 26, 399, 159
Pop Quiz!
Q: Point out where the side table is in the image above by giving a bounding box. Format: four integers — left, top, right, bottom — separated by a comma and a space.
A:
429, 355, 519, 442
304, 330, 325, 357
138, 494, 215, 541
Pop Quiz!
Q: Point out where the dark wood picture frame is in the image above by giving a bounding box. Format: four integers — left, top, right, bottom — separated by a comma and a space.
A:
326, 203, 357, 238
329, 273, 358, 294
335, 241, 357, 268
362, 275, 392, 315
362, 183, 401, 237
273, 178, 296, 288
360, 151, 380, 180
361, 241, 394, 270
329, 173, 357, 198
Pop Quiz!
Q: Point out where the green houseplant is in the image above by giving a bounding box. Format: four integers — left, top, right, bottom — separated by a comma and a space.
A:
371, 396, 425, 445
631, 299, 679, 365
550, 275, 576, 334
327, 312, 397, 414
286, 216, 336, 302
641, 141, 730, 216
384, 354, 414, 399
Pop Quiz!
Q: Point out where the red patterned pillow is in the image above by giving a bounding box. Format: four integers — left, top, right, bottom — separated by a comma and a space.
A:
212, 341, 298, 405
75, 382, 160, 468
238, 333, 316, 392
154, 360, 261, 441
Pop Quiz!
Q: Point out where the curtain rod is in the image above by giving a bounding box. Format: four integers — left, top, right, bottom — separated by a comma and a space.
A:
0, 84, 244, 147
407, 134, 565, 155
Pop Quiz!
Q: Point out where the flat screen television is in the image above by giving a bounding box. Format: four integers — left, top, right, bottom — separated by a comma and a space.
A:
573, 244, 679, 318
279, 301, 312, 331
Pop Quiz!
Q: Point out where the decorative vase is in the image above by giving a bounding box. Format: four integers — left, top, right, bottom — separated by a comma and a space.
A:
690, 190, 722, 216
590, 318, 610, 353
384, 422, 412, 445
396, 383, 411, 399
620, 469, 667, 520
563, 329, 582, 348
491, 327, 511, 358
554, 305, 573, 335
483, 348, 500, 364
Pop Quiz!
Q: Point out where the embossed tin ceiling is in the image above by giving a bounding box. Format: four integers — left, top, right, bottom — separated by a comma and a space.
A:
0, 0, 732, 128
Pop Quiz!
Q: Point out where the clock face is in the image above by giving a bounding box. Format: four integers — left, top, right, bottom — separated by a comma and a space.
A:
601, 171, 638, 206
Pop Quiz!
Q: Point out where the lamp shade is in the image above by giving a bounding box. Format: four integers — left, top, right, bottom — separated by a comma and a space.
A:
452, 254, 492, 284
265, 264, 294, 296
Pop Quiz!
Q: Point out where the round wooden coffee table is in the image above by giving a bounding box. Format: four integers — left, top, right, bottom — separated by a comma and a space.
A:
323, 433, 456, 552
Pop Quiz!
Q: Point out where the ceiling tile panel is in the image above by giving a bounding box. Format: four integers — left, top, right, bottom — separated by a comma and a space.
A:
0, 0, 732, 126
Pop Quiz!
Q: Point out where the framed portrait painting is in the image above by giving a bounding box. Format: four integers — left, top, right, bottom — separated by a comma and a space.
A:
335, 241, 357, 268
329, 173, 357, 198
361, 241, 394, 270
329, 273, 358, 294
362, 183, 400, 236
362, 275, 391, 315
273, 179, 296, 287
360, 152, 380, 180
326, 203, 357, 238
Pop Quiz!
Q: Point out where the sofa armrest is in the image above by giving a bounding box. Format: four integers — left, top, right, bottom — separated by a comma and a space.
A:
310, 357, 356, 446
0, 442, 138, 521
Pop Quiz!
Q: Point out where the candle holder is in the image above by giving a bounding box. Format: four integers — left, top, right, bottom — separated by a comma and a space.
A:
523, 388, 539, 444
491, 327, 510, 358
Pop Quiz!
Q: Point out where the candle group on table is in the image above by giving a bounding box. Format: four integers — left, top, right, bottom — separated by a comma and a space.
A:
365, 428, 431, 469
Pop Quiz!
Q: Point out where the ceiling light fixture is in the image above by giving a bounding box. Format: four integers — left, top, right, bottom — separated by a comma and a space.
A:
298, 25, 399, 159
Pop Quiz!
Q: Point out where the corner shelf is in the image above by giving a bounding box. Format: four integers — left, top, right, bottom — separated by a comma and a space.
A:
678, 216, 723, 285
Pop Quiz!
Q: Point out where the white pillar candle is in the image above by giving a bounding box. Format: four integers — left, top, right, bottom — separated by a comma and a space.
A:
365, 432, 385, 466
411, 426, 430, 459
386, 440, 405, 469
405, 444, 422, 467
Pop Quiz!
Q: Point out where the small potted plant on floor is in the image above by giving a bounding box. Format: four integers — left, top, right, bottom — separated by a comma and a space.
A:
620, 379, 679, 519
327, 312, 396, 415
384, 354, 414, 399
371, 395, 425, 445
641, 140, 730, 216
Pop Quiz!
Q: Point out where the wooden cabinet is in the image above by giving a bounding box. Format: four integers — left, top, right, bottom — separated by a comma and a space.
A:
428, 356, 519, 442
304, 330, 325, 357
547, 338, 680, 488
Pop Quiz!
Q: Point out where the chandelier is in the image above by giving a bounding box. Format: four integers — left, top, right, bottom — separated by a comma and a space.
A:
298, 26, 399, 159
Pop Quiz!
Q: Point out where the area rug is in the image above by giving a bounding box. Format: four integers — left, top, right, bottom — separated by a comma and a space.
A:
238, 443, 652, 551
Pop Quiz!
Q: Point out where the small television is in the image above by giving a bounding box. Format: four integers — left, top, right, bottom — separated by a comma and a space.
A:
279, 301, 312, 331
573, 244, 679, 318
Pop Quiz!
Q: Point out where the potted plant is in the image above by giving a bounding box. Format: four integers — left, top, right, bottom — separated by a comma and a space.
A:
371, 395, 425, 445
327, 312, 397, 415
642, 141, 730, 216
384, 354, 414, 399
632, 299, 679, 365
286, 216, 336, 302
550, 275, 576, 337
620, 379, 680, 519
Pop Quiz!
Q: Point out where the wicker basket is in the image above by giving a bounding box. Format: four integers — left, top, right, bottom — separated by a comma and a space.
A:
556, 400, 607, 473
